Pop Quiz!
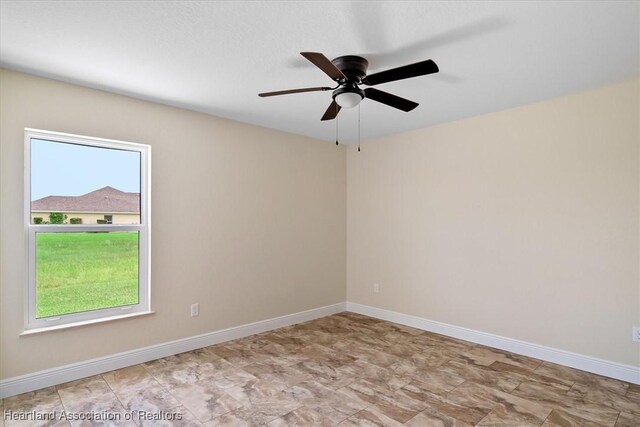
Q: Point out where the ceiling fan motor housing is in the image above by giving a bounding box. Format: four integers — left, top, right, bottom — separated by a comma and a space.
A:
331, 55, 369, 82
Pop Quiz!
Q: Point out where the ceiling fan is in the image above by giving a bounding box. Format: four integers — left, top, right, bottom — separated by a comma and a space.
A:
259, 52, 439, 121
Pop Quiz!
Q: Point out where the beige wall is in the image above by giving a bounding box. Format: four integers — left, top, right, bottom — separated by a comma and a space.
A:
0, 69, 346, 379
1, 68, 637, 380
347, 79, 640, 367
31, 212, 140, 224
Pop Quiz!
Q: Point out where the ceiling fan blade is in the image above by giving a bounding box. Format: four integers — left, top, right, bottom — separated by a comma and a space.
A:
364, 88, 418, 112
301, 52, 347, 81
259, 86, 332, 97
321, 100, 341, 121
363, 59, 439, 86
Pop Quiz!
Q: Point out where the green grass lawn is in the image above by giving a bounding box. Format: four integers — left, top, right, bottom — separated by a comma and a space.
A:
36, 232, 139, 318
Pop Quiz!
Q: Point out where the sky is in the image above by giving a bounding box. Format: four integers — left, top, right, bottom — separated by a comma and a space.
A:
31, 139, 140, 201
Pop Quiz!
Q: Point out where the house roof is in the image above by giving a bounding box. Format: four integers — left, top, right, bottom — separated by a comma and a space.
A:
31, 186, 140, 213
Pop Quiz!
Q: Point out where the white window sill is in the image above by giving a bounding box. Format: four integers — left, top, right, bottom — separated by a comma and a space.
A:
20, 310, 155, 336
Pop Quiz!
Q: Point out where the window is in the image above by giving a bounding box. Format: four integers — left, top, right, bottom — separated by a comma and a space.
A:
25, 129, 151, 331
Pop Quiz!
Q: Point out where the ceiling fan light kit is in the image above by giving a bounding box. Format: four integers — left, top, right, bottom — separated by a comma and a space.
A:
333, 87, 364, 108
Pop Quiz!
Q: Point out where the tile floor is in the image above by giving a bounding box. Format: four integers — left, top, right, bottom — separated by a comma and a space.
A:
2, 312, 639, 426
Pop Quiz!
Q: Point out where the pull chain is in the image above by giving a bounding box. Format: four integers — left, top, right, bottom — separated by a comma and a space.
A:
335, 102, 339, 146
357, 103, 361, 152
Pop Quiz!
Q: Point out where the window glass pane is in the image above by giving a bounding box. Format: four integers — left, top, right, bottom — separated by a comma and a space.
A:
30, 139, 141, 225
35, 231, 139, 318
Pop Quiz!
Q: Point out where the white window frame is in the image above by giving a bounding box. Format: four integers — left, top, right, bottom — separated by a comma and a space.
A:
24, 128, 151, 332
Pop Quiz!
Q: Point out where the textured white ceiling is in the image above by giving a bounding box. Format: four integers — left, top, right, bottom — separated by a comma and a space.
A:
1, 1, 638, 143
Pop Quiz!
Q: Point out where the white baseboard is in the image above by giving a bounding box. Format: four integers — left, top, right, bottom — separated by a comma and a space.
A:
347, 302, 640, 385
2, 300, 638, 399
0, 302, 346, 399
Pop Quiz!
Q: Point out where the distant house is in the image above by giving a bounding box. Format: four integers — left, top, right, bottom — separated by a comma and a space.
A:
31, 186, 140, 224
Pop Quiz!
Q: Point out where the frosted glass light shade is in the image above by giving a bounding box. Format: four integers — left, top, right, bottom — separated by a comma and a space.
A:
335, 92, 363, 108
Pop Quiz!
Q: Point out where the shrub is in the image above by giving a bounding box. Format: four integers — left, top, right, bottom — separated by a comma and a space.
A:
70, 218, 82, 224
49, 212, 65, 224
97, 219, 107, 224
33, 217, 43, 224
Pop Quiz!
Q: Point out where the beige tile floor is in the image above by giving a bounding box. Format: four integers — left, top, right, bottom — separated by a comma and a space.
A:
2, 312, 639, 426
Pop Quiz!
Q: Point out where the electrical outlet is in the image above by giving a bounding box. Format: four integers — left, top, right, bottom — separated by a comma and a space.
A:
633, 327, 640, 343
191, 303, 199, 317
373, 283, 380, 293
